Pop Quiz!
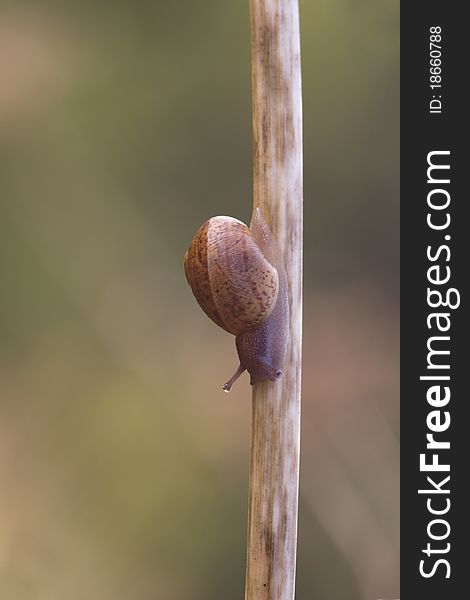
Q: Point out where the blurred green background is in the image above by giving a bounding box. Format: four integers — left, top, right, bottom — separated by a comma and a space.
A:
0, 1, 399, 599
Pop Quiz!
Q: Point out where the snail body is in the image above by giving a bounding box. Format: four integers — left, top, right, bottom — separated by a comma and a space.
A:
184, 208, 289, 391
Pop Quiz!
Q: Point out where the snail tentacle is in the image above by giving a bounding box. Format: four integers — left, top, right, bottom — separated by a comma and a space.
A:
222, 363, 246, 393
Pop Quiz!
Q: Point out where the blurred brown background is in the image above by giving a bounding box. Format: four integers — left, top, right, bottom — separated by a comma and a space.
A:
0, 1, 399, 599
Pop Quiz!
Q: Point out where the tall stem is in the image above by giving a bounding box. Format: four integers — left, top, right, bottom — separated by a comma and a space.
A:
245, 1, 303, 599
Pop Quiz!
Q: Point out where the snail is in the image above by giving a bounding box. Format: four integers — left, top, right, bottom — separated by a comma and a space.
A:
184, 207, 289, 391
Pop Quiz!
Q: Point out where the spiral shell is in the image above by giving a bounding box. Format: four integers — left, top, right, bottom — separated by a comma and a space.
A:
184, 216, 279, 336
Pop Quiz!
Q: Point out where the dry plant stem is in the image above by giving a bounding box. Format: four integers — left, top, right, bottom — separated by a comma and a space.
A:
245, 1, 303, 599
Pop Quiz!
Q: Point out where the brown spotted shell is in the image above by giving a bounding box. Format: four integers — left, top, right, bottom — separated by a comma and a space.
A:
184, 216, 279, 336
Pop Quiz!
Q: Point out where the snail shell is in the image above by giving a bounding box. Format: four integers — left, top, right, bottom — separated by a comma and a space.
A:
184, 216, 279, 336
